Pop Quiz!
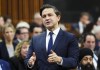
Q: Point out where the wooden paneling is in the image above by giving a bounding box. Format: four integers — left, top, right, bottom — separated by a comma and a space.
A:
12, 0, 19, 25
0, 0, 43, 26
0, 0, 1, 15
18, 0, 23, 21
22, 0, 29, 21
1, 0, 7, 16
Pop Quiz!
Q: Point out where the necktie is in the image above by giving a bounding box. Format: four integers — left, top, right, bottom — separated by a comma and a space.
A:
48, 32, 53, 55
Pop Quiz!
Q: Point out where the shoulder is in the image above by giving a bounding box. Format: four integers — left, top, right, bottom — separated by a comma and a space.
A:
0, 59, 9, 65
62, 30, 76, 38
0, 40, 5, 47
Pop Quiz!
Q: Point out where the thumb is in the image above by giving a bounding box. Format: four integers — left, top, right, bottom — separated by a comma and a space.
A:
32, 52, 36, 56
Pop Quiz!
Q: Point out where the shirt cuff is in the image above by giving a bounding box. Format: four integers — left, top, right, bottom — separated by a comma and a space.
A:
57, 57, 63, 65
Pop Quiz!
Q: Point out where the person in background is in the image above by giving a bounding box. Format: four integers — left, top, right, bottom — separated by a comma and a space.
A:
0, 16, 5, 28
0, 16, 5, 41
14, 21, 30, 44
31, 12, 46, 31
78, 48, 95, 70
96, 17, 100, 26
0, 23, 17, 62
29, 23, 43, 38
25, 4, 79, 70
81, 33, 98, 69
72, 12, 91, 34
32, 12, 43, 26
3, 16, 12, 24
10, 41, 34, 70
92, 25, 100, 51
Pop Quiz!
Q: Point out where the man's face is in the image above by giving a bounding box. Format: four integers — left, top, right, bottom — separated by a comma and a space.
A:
19, 28, 29, 41
80, 55, 94, 70
83, 35, 96, 51
34, 14, 43, 26
42, 8, 60, 30
80, 15, 90, 25
0, 17, 4, 27
32, 27, 43, 36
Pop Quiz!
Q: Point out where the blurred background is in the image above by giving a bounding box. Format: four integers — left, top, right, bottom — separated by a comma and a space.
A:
0, 0, 100, 26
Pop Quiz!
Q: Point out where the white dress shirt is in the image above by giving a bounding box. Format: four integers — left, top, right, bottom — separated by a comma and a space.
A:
0, 65, 2, 70
93, 53, 98, 70
46, 27, 60, 51
79, 22, 84, 34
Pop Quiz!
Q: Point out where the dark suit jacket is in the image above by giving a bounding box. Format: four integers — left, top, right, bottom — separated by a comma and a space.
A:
0, 40, 17, 62
25, 29, 79, 70
10, 56, 27, 70
10, 56, 37, 70
0, 59, 11, 70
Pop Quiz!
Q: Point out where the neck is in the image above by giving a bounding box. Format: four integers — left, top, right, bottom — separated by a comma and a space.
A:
5, 39, 13, 45
48, 24, 59, 31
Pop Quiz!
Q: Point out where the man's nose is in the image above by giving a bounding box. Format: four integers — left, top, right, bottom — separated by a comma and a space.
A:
87, 59, 91, 63
45, 16, 49, 20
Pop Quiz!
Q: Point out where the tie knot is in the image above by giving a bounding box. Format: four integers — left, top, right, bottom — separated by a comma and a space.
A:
49, 32, 53, 36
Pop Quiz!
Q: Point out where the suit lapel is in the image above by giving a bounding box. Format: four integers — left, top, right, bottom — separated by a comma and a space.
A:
52, 29, 64, 50
40, 32, 48, 58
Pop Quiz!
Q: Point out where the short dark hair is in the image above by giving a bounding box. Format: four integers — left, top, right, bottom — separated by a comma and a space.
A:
83, 33, 96, 43
16, 27, 29, 34
40, 4, 61, 16
80, 12, 90, 18
29, 23, 43, 32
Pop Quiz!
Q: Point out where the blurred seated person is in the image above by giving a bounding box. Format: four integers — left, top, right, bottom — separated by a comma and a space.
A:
10, 41, 33, 70
3, 15, 12, 24
0, 16, 5, 41
32, 12, 43, 26
92, 25, 100, 52
31, 12, 45, 31
78, 48, 95, 70
71, 12, 91, 35
14, 21, 30, 44
0, 16, 5, 31
29, 23, 43, 38
0, 59, 11, 70
0, 23, 17, 62
59, 23, 67, 31
96, 17, 100, 26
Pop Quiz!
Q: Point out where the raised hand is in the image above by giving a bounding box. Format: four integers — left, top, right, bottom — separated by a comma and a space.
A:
47, 50, 62, 63
28, 52, 36, 65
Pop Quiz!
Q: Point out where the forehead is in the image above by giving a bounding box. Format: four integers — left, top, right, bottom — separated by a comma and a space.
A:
34, 27, 42, 30
20, 28, 28, 31
85, 35, 95, 41
5, 27, 14, 31
42, 8, 55, 15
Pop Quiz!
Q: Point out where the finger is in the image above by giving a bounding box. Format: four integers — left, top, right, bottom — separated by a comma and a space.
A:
47, 58, 55, 63
48, 53, 54, 57
48, 56, 53, 60
50, 50, 55, 54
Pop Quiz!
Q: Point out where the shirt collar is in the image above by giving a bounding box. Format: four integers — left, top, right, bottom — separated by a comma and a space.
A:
46, 27, 60, 36
79, 21, 83, 26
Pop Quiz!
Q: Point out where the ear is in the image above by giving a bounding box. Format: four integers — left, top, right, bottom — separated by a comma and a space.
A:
57, 15, 61, 22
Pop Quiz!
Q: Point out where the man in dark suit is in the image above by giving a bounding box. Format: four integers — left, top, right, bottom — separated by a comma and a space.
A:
25, 4, 79, 70
71, 12, 91, 34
